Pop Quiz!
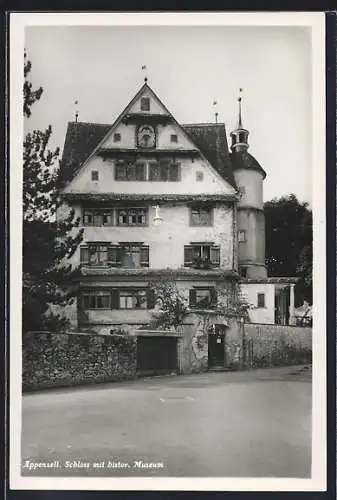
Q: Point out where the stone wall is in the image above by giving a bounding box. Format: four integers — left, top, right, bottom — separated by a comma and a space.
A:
22, 331, 137, 392
243, 323, 312, 368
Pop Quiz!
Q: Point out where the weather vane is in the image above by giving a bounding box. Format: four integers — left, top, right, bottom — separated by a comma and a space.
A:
142, 65, 147, 82
237, 88, 243, 128
213, 100, 218, 124
74, 100, 79, 123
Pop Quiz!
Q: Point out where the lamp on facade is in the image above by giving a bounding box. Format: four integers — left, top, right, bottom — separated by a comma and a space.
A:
153, 205, 163, 226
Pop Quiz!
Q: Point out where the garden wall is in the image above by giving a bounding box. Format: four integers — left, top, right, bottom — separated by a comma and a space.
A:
243, 323, 312, 368
22, 331, 137, 392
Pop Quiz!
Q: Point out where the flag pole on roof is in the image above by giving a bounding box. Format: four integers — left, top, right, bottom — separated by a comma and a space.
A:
213, 100, 218, 124
74, 100, 79, 123
237, 88, 243, 128
141, 65, 147, 83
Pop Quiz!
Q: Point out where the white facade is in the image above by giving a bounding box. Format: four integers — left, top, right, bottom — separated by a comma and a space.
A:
58, 81, 296, 332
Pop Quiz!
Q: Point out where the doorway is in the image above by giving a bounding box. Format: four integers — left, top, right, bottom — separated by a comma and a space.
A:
137, 335, 178, 377
208, 325, 226, 369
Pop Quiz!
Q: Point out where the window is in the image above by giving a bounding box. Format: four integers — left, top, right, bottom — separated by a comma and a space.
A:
119, 289, 147, 310
80, 244, 110, 266
118, 244, 149, 268
240, 267, 247, 278
113, 133, 121, 142
81, 288, 155, 310
189, 287, 217, 309
196, 171, 204, 182
190, 206, 213, 226
238, 230, 246, 242
149, 162, 180, 181
117, 208, 148, 226
140, 97, 150, 111
82, 290, 111, 310
257, 293, 265, 308
170, 134, 178, 143
81, 243, 149, 268
83, 208, 114, 226
91, 171, 99, 181
184, 244, 220, 268
115, 161, 146, 181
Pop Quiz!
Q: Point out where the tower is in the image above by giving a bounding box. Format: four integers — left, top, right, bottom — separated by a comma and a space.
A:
230, 90, 267, 279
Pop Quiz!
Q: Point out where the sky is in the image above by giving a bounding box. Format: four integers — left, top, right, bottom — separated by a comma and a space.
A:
24, 25, 312, 204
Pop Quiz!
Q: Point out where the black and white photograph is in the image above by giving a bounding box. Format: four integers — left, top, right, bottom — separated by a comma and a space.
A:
10, 12, 326, 491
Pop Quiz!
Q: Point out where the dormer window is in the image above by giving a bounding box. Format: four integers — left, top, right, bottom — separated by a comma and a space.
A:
113, 133, 121, 142
170, 134, 178, 143
91, 171, 99, 181
140, 97, 150, 111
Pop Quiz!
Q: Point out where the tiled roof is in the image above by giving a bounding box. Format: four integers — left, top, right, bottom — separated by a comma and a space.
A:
60, 121, 238, 189
230, 151, 267, 179
183, 123, 236, 188
59, 122, 111, 185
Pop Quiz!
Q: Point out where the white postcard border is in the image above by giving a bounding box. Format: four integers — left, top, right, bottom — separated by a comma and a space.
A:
9, 11, 326, 492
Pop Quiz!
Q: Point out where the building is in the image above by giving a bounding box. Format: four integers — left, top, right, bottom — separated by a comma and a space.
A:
58, 80, 296, 337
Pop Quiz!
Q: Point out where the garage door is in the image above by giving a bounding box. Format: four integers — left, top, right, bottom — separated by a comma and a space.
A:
137, 336, 178, 376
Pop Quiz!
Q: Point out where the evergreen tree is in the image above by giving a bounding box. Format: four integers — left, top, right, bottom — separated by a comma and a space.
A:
23, 52, 83, 333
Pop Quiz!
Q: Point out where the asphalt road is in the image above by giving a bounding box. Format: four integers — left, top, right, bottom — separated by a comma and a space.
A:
21, 365, 312, 478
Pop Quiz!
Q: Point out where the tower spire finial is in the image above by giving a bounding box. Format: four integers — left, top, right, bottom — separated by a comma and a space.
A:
237, 88, 243, 128
230, 88, 249, 152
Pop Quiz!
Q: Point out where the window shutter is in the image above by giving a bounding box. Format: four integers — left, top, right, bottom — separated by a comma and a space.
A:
140, 245, 149, 267
189, 289, 197, 307
136, 163, 146, 181
115, 161, 125, 180
111, 289, 119, 310
107, 246, 118, 267
80, 247, 89, 264
184, 245, 194, 266
147, 288, 156, 309
116, 246, 123, 267
210, 246, 220, 266
210, 288, 218, 307
159, 160, 169, 181
170, 163, 181, 181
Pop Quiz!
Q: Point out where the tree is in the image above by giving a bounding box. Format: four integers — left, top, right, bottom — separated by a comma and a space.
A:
264, 194, 312, 305
23, 52, 83, 333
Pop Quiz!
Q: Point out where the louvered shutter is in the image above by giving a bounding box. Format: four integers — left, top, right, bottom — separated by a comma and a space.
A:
170, 163, 181, 181
189, 289, 197, 308
107, 246, 118, 267
184, 245, 194, 267
80, 247, 89, 265
115, 161, 125, 180
136, 163, 146, 181
210, 246, 220, 266
146, 288, 156, 309
159, 160, 169, 181
210, 288, 218, 308
140, 245, 149, 267
111, 289, 119, 310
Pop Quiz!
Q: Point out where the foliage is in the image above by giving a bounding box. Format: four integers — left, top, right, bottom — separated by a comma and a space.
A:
149, 275, 252, 332
216, 279, 253, 319
149, 278, 188, 330
23, 53, 83, 333
264, 194, 312, 305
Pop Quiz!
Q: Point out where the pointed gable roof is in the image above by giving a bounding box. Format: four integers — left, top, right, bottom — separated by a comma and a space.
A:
59, 82, 237, 189
183, 123, 236, 188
